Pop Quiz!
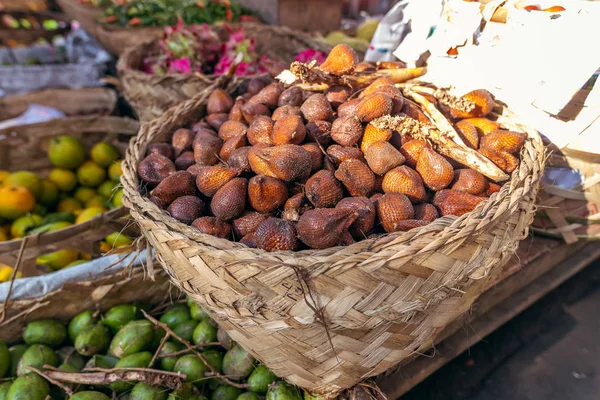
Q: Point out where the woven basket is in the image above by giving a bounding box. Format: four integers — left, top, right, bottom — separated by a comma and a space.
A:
0, 115, 139, 276
0, 0, 47, 12
120, 81, 545, 395
0, 11, 71, 47
117, 23, 332, 122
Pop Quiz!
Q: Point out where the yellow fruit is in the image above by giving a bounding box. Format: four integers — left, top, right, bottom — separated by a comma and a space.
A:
0, 186, 36, 220
48, 169, 78, 192
75, 207, 105, 224
0, 170, 9, 184
0, 230, 8, 242
80, 253, 92, 261
325, 31, 349, 45
40, 221, 73, 232
112, 188, 124, 208
36, 249, 79, 270
99, 241, 112, 253
10, 214, 42, 238
98, 181, 118, 199
90, 143, 120, 168
77, 161, 106, 187
74, 187, 97, 204
356, 18, 380, 41
3, 171, 43, 199
85, 196, 109, 210
57, 198, 83, 213
0, 265, 22, 282
105, 232, 133, 248
64, 259, 87, 268
108, 160, 123, 182
48, 135, 86, 169
39, 179, 60, 207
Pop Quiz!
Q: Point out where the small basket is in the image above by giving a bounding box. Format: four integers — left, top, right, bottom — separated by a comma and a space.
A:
0, 11, 71, 47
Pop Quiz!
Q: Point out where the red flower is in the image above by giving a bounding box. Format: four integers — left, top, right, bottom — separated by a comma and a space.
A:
105, 15, 117, 23
226, 8, 233, 22
129, 17, 141, 26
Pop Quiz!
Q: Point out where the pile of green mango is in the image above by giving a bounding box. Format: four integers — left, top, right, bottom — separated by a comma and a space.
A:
0, 299, 326, 400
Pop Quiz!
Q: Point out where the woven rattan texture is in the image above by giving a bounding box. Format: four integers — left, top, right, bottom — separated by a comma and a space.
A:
121, 81, 546, 395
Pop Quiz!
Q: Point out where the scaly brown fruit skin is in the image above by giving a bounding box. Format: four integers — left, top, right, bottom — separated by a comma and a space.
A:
337, 98, 361, 119
138, 153, 176, 186
205, 113, 230, 131
301, 143, 323, 172
272, 105, 302, 121
365, 141, 406, 175
463, 117, 500, 136
227, 146, 252, 174
167, 195, 205, 225
187, 164, 206, 177
369, 85, 405, 114
196, 166, 239, 197
400, 139, 429, 168
272, 115, 306, 145
300, 94, 334, 122
478, 149, 519, 173
248, 175, 288, 214
193, 132, 223, 166
241, 101, 271, 124
336, 197, 376, 238
210, 178, 248, 221
255, 217, 298, 252
335, 159, 376, 197
246, 77, 267, 95
450, 89, 495, 119
298, 208, 358, 249
278, 86, 304, 107
484, 182, 502, 197
305, 120, 332, 145
326, 145, 365, 167
207, 89, 234, 115
433, 189, 487, 216
192, 216, 231, 239
360, 123, 392, 153
360, 76, 395, 98
376, 193, 415, 233
355, 61, 376, 72
455, 120, 479, 149
220, 135, 248, 162
248, 144, 312, 182
283, 192, 311, 222
416, 147, 455, 191
191, 120, 213, 134
403, 99, 431, 125
480, 130, 527, 154
319, 44, 359, 75
414, 203, 439, 222
391, 219, 431, 232
150, 171, 196, 206
147, 143, 175, 160
305, 170, 344, 208
249, 82, 284, 108
174, 151, 196, 170
331, 115, 363, 147
356, 93, 393, 122
232, 212, 270, 238
247, 115, 274, 146
229, 97, 245, 122
240, 231, 258, 248
382, 166, 426, 204
451, 169, 489, 195
218, 120, 248, 141
325, 85, 353, 109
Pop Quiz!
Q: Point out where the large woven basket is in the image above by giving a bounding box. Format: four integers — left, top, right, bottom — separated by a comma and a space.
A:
117, 23, 331, 122
120, 82, 545, 395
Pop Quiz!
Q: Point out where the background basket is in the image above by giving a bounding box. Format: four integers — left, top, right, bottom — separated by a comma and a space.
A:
0, 115, 139, 275
0, 0, 48, 12
120, 81, 546, 395
117, 23, 331, 122
0, 11, 71, 47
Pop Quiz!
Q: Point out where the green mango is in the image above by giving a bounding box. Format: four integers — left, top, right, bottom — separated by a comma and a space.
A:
90, 354, 119, 369
6, 373, 49, 400
0, 381, 11, 400
22, 319, 66, 348
68, 310, 97, 343
151, 327, 167, 351
266, 382, 302, 400
188, 302, 208, 321
304, 393, 327, 400
50, 364, 79, 399
75, 323, 111, 356
173, 320, 197, 344
16, 344, 58, 376
160, 307, 191, 329
190, 396, 208, 400
8, 345, 27, 377
237, 393, 262, 400
173, 355, 209, 386
0, 341, 9, 378
130, 382, 168, 400
40, 212, 76, 225
167, 383, 195, 400
222, 345, 255, 381
55, 347, 86, 371
159, 341, 183, 372
202, 349, 224, 373
211, 385, 243, 400
109, 351, 153, 393
192, 319, 217, 346
108, 320, 154, 358
248, 365, 277, 394
217, 327, 233, 350
103, 304, 141, 333
68, 391, 111, 400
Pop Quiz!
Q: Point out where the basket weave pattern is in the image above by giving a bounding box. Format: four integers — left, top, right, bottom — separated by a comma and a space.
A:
121, 84, 546, 394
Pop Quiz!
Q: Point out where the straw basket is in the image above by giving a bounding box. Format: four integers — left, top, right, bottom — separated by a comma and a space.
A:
120, 81, 545, 395
117, 23, 331, 122
0, 116, 139, 276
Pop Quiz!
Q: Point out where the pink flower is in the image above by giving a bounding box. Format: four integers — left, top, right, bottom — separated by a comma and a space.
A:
169, 58, 193, 74
295, 49, 327, 64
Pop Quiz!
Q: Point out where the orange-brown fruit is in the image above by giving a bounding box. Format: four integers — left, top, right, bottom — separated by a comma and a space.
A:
451, 169, 489, 195
205, 113, 230, 131
272, 115, 306, 145
433, 189, 487, 216
484, 182, 502, 196
150, 171, 196, 205
300, 94, 334, 122
247, 115, 274, 146
298, 208, 358, 249
246, 77, 267, 95
400, 139, 429, 168
248, 144, 312, 182
192, 216, 231, 239
336, 197, 375, 238
175, 151, 196, 170
463, 117, 500, 136
331, 115, 363, 147
376, 61, 407, 69
248, 175, 288, 214
455, 120, 479, 149
478, 149, 519, 173
337, 231, 356, 246
138, 153, 176, 185
389, 131, 404, 150
376, 193, 415, 233
450, 89, 495, 119
390, 219, 431, 231
326, 145, 365, 167
374, 173, 384, 192
272, 105, 302, 121
232, 212, 270, 238
355, 62, 376, 72
227, 146, 252, 174
147, 143, 175, 160
187, 164, 206, 177
219, 135, 248, 162
365, 141, 405, 175
172, 128, 195, 157
356, 93, 392, 122
335, 159, 376, 197
370, 85, 404, 114
282, 192, 310, 221
150, 195, 168, 209
255, 217, 298, 252
337, 98, 361, 119
194, 128, 217, 138
193, 132, 223, 166
240, 231, 258, 248
402, 99, 430, 125
229, 97, 245, 122
218, 120, 247, 141
480, 130, 527, 154
305, 120, 332, 145
382, 165, 426, 204
361, 123, 392, 153
304, 170, 343, 208
241, 101, 271, 123
301, 143, 323, 172
323, 157, 336, 174
167, 195, 205, 225
196, 166, 239, 197
210, 177, 247, 220
249, 82, 284, 108
207, 89, 234, 115
325, 85, 353, 109
319, 44, 359, 75
414, 203, 439, 222
360, 76, 395, 98
370, 192, 384, 204
191, 120, 213, 134
278, 86, 304, 107
416, 147, 454, 191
